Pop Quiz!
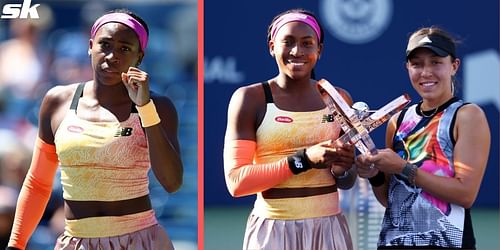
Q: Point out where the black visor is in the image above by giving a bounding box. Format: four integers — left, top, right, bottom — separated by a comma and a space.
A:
406, 34, 456, 59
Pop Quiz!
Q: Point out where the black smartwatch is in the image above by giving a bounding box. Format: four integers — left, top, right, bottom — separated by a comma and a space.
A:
400, 162, 417, 185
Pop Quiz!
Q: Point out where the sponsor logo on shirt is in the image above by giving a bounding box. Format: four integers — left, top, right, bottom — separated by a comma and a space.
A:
274, 116, 293, 123
115, 127, 133, 137
292, 156, 303, 169
67, 125, 84, 133
322, 114, 335, 123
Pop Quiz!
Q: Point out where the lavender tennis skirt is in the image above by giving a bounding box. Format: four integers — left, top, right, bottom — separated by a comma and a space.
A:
54, 224, 174, 250
243, 213, 353, 250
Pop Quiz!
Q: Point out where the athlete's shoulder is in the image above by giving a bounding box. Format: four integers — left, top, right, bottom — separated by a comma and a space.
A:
235, 82, 266, 96
44, 82, 81, 104
39, 83, 82, 117
231, 81, 268, 104
456, 102, 487, 121
333, 86, 353, 105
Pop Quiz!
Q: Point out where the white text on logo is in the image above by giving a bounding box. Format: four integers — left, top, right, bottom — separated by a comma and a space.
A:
293, 156, 303, 169
1, 0, 40, 19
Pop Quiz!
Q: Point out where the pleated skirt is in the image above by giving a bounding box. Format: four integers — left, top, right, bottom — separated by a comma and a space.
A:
243, 213, 353, 250
54, 224, 174, 250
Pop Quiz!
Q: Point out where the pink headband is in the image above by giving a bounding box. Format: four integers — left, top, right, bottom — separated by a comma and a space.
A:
270, 12, 321, 42
91, 13, 148, 51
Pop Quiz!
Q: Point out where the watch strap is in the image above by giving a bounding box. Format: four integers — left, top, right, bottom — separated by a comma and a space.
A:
401, 162, 417, 185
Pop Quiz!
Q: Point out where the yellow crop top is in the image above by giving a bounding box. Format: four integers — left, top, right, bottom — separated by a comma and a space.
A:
252, 82, 342, 219
54, 84, 150, 202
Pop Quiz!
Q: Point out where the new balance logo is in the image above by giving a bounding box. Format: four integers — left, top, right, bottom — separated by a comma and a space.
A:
293, 156, 303, 169
115, 127, 133, 137
322, 114, 334, 123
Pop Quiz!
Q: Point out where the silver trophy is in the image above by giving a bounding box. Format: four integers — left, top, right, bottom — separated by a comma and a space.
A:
316, 79, 411, 155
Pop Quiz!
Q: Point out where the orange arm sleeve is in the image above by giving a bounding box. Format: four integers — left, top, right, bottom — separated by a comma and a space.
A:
223, 139, 293, 197
8, 137, 59, 250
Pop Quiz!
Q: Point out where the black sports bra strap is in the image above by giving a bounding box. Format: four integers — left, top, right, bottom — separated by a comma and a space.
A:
131, 104, 138, 113
261, 81, 273, 103
449, 101, 469, 146
70, 82, 86, 110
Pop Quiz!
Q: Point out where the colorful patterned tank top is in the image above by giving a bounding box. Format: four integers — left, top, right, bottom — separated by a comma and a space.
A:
379, 97, 475, 248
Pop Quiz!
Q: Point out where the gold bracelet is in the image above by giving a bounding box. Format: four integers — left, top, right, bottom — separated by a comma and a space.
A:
136, 100, 161, 127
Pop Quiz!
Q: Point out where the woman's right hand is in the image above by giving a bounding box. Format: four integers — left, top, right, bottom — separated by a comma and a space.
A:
305, 140, 354, 169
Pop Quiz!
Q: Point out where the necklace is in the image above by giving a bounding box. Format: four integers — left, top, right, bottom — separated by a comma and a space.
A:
419, 104, 438, 118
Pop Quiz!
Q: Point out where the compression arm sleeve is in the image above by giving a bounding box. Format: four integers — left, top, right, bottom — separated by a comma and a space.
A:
223, 139, 293, 197
8, 137, 59, 250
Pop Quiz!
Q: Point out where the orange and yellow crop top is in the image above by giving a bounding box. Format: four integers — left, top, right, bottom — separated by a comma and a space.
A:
54, 83, 151, 202
252, 82, 342, 219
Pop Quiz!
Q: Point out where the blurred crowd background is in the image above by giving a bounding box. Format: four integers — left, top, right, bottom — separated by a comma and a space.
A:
0, 0, 197, 249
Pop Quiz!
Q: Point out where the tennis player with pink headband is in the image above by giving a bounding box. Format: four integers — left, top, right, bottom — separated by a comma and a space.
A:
7, 9, 182, 250
224, 8, 355, 250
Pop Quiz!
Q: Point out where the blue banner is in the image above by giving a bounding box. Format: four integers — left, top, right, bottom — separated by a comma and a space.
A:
204, 0, 499, 208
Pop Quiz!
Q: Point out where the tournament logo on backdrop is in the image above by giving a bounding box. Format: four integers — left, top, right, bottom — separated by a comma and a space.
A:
320, 0, 392, 44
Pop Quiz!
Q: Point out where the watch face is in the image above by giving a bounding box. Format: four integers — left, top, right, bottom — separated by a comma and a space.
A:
401, 163, 418, 185
401, 163, 411, 178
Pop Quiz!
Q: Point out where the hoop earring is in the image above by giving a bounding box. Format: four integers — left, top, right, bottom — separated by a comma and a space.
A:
451, 75, 456, 95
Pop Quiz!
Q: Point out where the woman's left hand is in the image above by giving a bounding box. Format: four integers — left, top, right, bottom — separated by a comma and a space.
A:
330, 142, 355, 175
355, 153, 379, 178
121, 66, 150, 106
367, 148, 406, 174
336, 143, 355, 169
